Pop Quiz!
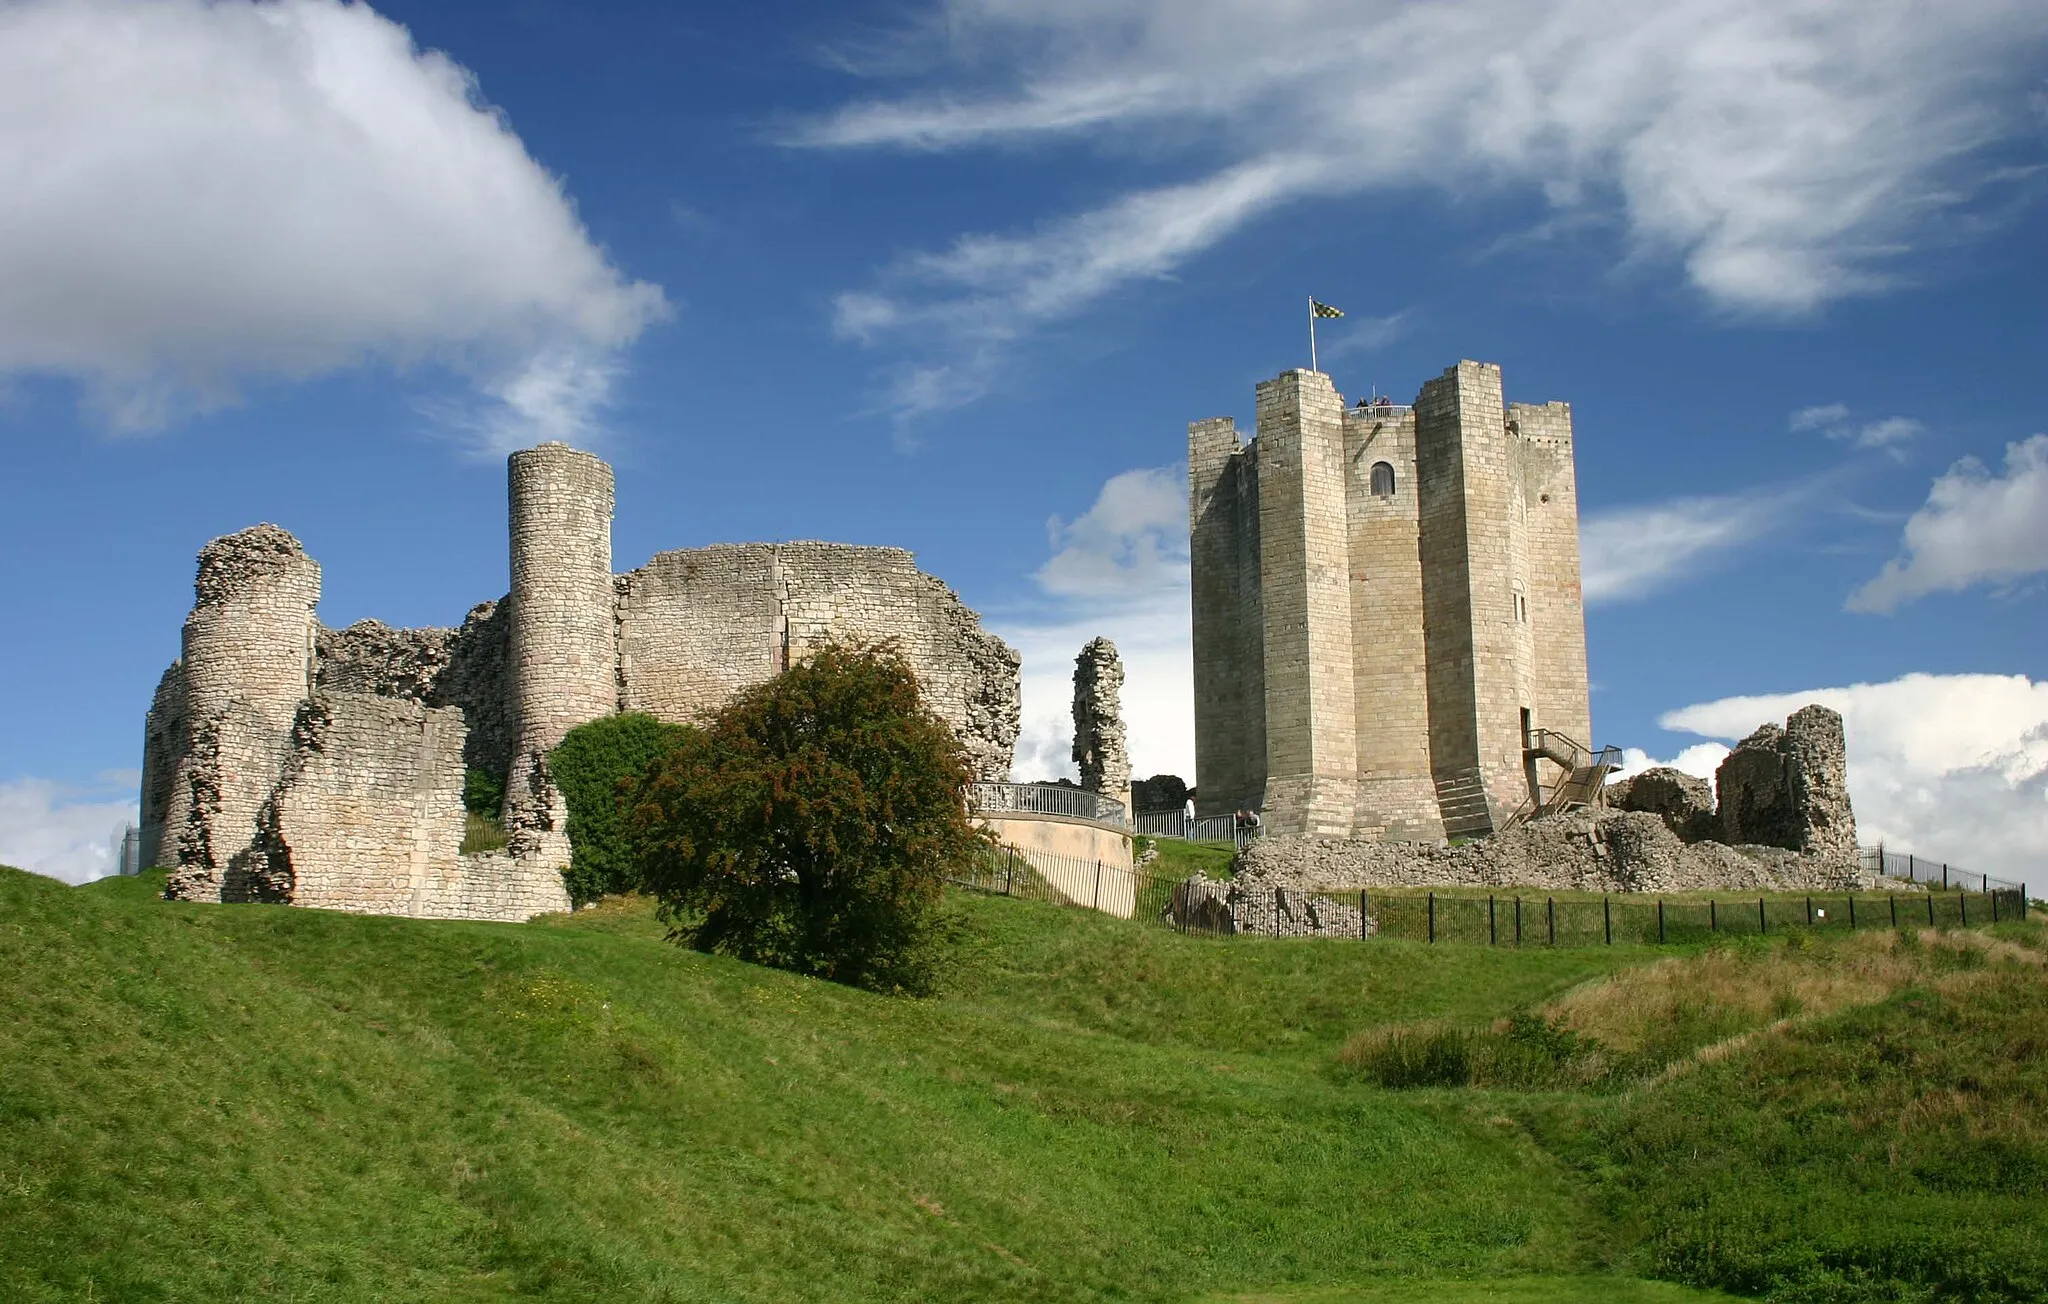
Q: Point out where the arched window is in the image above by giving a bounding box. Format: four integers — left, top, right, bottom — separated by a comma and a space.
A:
1369, 461, 1396, 497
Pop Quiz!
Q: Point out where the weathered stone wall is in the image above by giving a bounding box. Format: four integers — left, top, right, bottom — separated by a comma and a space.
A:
312, 601, 512, 779
252, 694, 569, 920
1255, 370, 1359, 836
1342, 403, 1441, 840
1716, 705, 1858, 869
1072, 637, 1131, 817
165, 525, 321, 902
1608, 766, 1717, 841
617, 541, 1020, 780
1239, 808, 1879, 897
1188, 416, 1266, 817
138, 661, 188, 871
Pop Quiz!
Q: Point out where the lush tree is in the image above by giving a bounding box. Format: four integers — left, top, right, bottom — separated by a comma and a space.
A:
629, 644, 985, 994
551, 712, 700, 906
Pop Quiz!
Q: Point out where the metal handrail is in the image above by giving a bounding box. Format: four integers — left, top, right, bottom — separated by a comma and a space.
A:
969, 782, 1128, 828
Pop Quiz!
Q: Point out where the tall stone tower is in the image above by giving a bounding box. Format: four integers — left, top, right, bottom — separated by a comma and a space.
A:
502, 442, 617, 858
159, 525, 321, 899
1188, 362, 1591, 842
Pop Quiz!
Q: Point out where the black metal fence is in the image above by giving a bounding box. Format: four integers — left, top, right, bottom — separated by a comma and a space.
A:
949, 846, 2032, 946
1363, 885, 2027, 946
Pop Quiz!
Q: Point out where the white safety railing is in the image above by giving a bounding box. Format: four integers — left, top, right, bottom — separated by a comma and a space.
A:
969, 782, 1128, 828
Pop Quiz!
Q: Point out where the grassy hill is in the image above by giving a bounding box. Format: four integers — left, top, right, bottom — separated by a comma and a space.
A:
1, 865, 2042, 1303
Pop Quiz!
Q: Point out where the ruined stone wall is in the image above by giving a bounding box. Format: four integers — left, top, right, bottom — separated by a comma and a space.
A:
165, 525, 320, 902
1072, 637, 1131, 817
1342, 404, 1441, 840
138, 661, 188, 871
1255, 370, 1359, 836
1716, 705, 1858, 870
255, 693, 568, 920
1511, 402, 1592, 750
504, 443, 615, 865
313, 602, 512, 780
616, 541, 1021, 780
1188, 417, 1266, 817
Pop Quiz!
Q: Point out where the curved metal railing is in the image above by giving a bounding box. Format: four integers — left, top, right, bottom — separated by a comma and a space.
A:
969, 782, 1128, 828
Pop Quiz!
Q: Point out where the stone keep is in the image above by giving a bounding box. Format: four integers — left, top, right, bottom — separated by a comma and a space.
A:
141, 442, 1022, 922
1189, 362, 1592, 841
1072, 637, 1131, 818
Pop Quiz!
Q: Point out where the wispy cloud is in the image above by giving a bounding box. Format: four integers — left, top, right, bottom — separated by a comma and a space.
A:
1791, 403, 1924, 451
1848, 434, 2048, 613
1580, 485, 1808, 604
0, 0, 668, 450
799, 0, 2048, 418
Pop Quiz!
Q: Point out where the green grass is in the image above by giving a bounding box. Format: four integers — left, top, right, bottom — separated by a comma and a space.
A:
2, 865, 2041, 1302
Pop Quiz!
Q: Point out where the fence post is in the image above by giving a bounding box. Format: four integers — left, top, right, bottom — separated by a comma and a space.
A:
1548, 896, 1555, 946
1489, 895, 1497, 947
1759, 897, 1767, 934
1604, 896, 1612, 946
1361, 889, 1370, 941
1658, 899, 1665, 944
1428, 892, 1436, 944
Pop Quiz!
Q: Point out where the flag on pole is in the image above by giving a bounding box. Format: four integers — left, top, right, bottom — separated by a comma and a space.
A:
1310, 299, 1345, 319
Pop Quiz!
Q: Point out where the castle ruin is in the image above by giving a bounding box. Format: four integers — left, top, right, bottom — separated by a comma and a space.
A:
1190, 362, 1591, 842
139, 443, 1022, 921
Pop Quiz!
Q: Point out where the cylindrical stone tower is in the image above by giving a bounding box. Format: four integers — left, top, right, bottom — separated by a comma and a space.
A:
502, 443, 616, 856
166, 524, 321, 899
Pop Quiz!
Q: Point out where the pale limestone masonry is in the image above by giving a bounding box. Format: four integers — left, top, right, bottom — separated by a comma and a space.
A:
616, 541, 1020, 781
1715, 705, 1859, 872
1072, 637, 1131, 818
1190, 363, 1592, 842
141, 443, 1020, 922
156, 526, 320, 902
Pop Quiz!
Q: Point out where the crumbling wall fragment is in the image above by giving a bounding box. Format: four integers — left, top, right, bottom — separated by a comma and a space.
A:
164, 525, 320, 902
1715, 705, 1857, 869
1607, 766, 1716, 842
1072, 637, 1131, 817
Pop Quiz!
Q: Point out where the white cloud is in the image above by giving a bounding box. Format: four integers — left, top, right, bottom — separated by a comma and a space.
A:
802, 0, 2048, 415
1580, 487, 1802, 604
0, 0, 668, 449
1609, 742, 1731, 787
1848, 434, 2048, 613
995, 466, 1195, 784
1660, 673, 2048, 883
1790, 402, 1924, 449
0, 777, 137, 886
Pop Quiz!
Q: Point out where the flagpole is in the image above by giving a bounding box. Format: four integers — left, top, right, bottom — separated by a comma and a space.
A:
1308, 294, 1318, 373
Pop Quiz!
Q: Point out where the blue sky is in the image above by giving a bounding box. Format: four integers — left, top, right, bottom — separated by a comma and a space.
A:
3, 0, 2046, 882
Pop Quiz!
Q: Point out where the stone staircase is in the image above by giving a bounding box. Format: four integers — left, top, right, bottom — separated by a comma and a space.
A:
1433, 768, 1495, 840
